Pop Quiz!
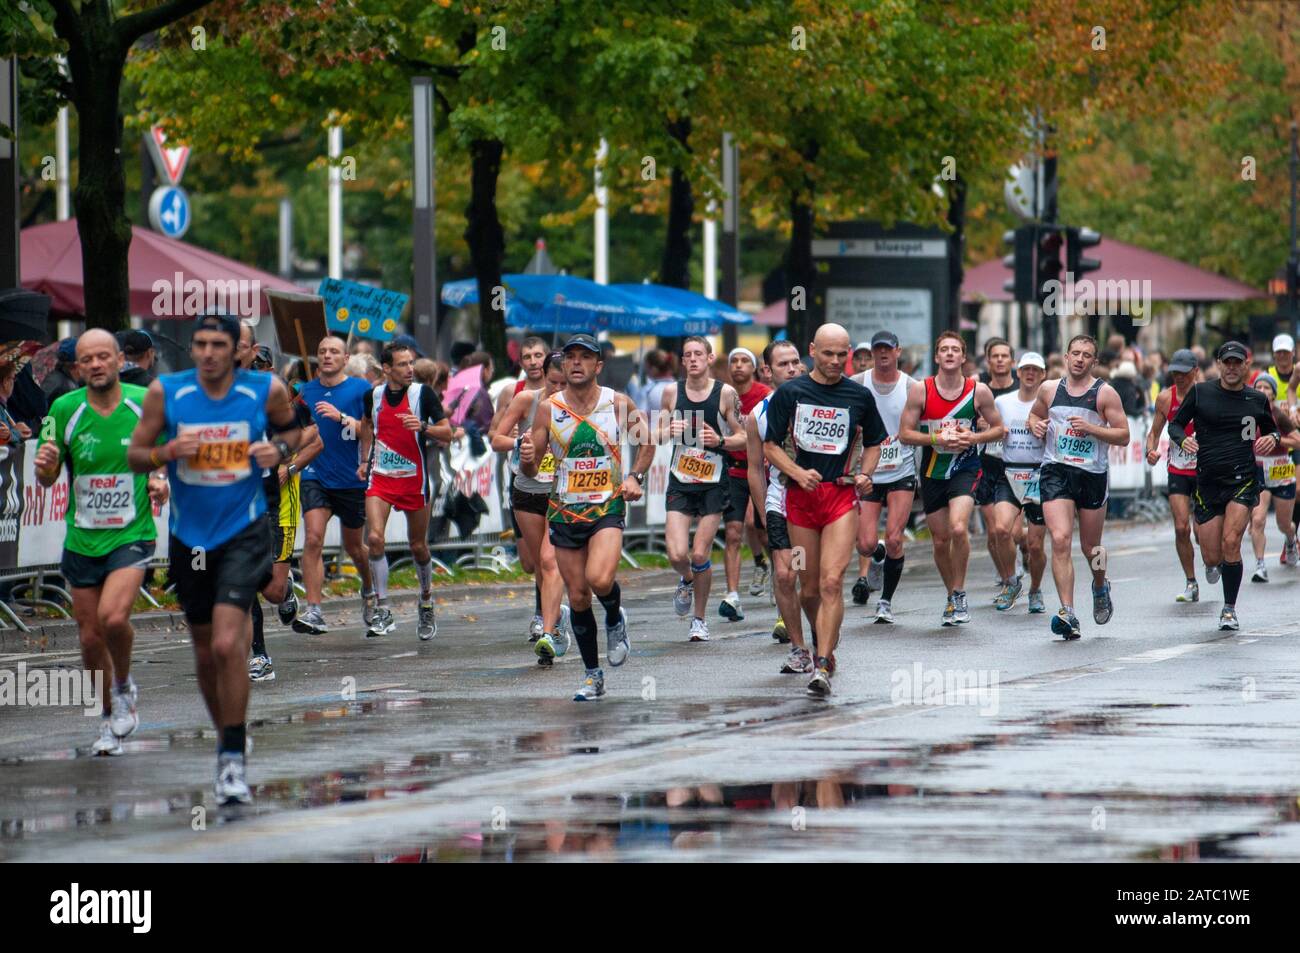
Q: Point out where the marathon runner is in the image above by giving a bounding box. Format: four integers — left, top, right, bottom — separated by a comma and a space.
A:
1247, 375, 1297, 581
128, 312, 305, 805
661, 337, 746, 641
898, 331, 1005, 627
491, 349, 574, 664
298, 335, 376, 635
973, 338, 1022, 599
988, 352, 1049, 613
358, 341, 452, 640
1144, 348, 1206, 602
747, 340, 816, 670
850, 330, 917, 624
722, 347, 771, 609
762, 323, 887, 697
1027, 334, 1130, 640
519, 334, 654, 701
36, 330, 168, 756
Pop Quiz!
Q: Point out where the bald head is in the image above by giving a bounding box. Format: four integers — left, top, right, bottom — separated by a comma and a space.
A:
76, 329, 124, 393
808, 323, 851, 383
76, 328, 119, 358
813, 323, 850, 350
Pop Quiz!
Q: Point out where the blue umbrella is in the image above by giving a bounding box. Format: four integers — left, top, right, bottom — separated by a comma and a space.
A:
610, 283, 751, 336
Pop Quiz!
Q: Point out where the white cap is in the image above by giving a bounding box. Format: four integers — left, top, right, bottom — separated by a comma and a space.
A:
1274, 333, 1295, 353
853, 341, 872, 354
1017, 351, 1046, 370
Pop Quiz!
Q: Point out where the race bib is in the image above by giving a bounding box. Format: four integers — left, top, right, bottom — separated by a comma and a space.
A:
794, 404, 850, 454
1261, 455, 1296, 487
74, 473, 136, 529
177, 421, 250, 486
373, 439, 417, 479
672, 445, 723, 484
558, 455, 615, 503
1006, 466, 1041, 505
1168, 438, 1197, 470
876, 435, 903, 473
1055, 429, 1096, 466
536, 452, 557, 485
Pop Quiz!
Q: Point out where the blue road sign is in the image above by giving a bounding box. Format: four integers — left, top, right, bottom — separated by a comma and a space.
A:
148, 185, 190, 239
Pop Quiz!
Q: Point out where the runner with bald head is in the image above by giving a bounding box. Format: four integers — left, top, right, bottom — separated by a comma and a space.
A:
762, 323, 888, 697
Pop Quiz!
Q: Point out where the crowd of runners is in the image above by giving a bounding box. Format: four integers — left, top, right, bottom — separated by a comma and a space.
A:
41, 314, 1300, 804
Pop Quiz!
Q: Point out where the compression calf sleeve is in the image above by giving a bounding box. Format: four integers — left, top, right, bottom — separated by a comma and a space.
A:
250, 599, 266, 657
883, 554, 905, 601
1221, 560, 1243, 607
570, 606, 600, 669
416, 558, 433, 598
369, 555, 390, 602
596, 582, 622, 628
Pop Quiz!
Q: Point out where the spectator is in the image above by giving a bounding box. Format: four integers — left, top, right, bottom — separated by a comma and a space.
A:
42, 337, 81, 402
446, 350, 495, 435
349, 339, 375, 357
346, 352, 383, 386
1109, 360, 1147, 417
1046, 355, 1066, 378
117, 329, 157, 386
0, 359, 33, 446
638, 349, 677, 416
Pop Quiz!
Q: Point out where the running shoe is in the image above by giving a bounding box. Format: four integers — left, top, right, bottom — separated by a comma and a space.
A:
293, 605, 327, 635
417, 601, 437, 641
1218, 606, 1239, 631
688, 617, 710, 642
867, 551, 885, 592
806, 661, 833, 698
1027, 589, 1046, 614
248, 655, 276, 683
91, 720, 122, 757
1051, 607, 1081, 641
1206, 563, 1221, 584
1252, 561, 1268, 583
1175, 581, 1199, 603
873, 599, 894, 624
367, 606, 396, 639
952, 590, 971, 624
573, 668, 606, 701
673, 577, 693, 617
215, 752, 252, 806
528, 615, 544, 643
771, 616, 789, 643
994, 577, 1024, 612
555, 605, 573, 657
606, 608, 630, 667
719, 594, 744, 622
780, 646, 813, 674
941, 595, 957, 627
1092, 579, 1113, 625
362, 590, 378, 627
278, 590, 299, 626
851, 576, 870, 605
535, 632, 558, 663
109, 677, 138, 738
750, 563, 770, 597
1285, 539, 1299, 566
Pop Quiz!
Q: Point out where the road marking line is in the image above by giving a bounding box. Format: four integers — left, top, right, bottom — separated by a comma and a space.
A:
1115, 643, 1206, 663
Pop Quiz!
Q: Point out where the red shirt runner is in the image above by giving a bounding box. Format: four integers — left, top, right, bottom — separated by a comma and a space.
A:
727, 380, 771, 478
367, 384, 430, 512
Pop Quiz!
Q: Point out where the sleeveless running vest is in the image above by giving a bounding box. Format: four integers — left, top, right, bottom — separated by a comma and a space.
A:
858, 370, 915, 483
368, 383, 430, 503
547, 386, 624, 523
511, 386, 557, 495
918, 376, 978, 480
996, 390, 1045, 505
669, 379, 727, 486
1166, 386, 1197, 476
161, 368, 271, 549
1042, 378, 1109, 473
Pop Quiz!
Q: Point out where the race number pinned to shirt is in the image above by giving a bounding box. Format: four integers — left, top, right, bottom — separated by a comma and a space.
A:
876, 434, 903, 474
558, 455, 615, 503
1169, 437, 1197, 471
536, 451, 557, 485
74, 473, 136, 529
373, 440, 417, 479
1260, 454, 1296, 487
671, 446, 723, 484
1055, 427, 1096, 467
1006, 467, 1041, 505
177, 421, 251, 486
794, 404, 850, 455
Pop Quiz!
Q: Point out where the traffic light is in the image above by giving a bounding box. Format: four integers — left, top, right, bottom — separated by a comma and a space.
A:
1066, 226, 1102, 280
1002, 225, 1037, 302
1036, 226, 1063, 309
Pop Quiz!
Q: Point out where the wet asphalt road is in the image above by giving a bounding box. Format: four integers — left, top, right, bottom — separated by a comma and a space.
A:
2, 519, 1300, 862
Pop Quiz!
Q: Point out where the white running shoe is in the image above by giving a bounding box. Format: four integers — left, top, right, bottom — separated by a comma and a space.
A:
1252, 561, 1269, 584
689, 617, 710, 642
91, 720, 122, 757
1206, 563, 1221, 584
719, 594, 744, 622
108, 677, 138, 739
873, 599, 894, 624
673, 578, 693, 617
749, 563, 770, 597
1175, 581, 1199, 603
215, 752, 252, 806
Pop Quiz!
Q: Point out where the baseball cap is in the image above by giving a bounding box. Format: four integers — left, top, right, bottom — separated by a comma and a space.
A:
1217, 340, 1248, 362
391, 333, 424, 358
870, 330, 900, 349
57, 337, 78, 363
563, 333, 601, 353
117, 329, 154, 355
1274, 333, 1295, 353
193, 313, 241, 344
1168, 348, 1197, 373
1017, 351, 1046, 370
853, 341, 872, 354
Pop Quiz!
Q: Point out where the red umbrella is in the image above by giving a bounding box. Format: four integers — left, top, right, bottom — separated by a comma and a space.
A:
20, 219, 302, 321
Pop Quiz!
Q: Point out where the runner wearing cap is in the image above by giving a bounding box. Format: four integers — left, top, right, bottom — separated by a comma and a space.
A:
987, 352, 1049, 614
520, 334, 654, 700
763, 324, 887, 697
1145, 348, 1207, 602
851, 342, 872, 377
850, 329, 916, 624
117, 329, 157, 387
1267, 333, 1295, 405
973, 338, 1022, 603
723, 346, 771, 612
1247, 374, 1298, 581
1169, 340, 1296, 630
127, 312, 307, 805
1026, 334, 1129, 640
898, 331, 1006, 627
661, 337, 746, 640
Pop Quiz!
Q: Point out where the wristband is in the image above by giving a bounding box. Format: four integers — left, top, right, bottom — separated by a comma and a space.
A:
150, 446, 165, 468
930, 431, 937, 446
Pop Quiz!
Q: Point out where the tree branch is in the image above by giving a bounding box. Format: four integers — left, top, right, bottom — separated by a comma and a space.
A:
114, 0, 217, 51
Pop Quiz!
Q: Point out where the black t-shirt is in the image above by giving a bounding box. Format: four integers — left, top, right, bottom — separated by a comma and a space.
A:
362, 384, 446, 426
763, 373, 887, 482
1169, 380, 1281, 485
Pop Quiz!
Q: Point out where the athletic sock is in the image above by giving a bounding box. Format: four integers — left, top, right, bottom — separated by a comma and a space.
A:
369, 554, 390, 602
220, 724, 246, 756
250, 599, 266, 657
1222, 560, 1243, 607
873, 542, 886, 562
596, 582, 622, 628
883, 554, 904, 600
416, 558, 433, 600
571, 606, 600, 669
754, 552, 767, 569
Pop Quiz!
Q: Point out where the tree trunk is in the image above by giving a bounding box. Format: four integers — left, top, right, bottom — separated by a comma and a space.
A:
657, 118, 694, 350
946, 172, 967, 330
464, 137, 506, 368
785, 192, 815, 352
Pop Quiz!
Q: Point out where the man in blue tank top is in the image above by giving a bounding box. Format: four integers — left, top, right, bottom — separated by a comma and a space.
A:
128, 313, 306, 807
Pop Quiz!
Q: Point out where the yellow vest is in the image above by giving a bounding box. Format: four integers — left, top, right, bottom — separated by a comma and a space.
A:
1267, 366, 1292, 402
